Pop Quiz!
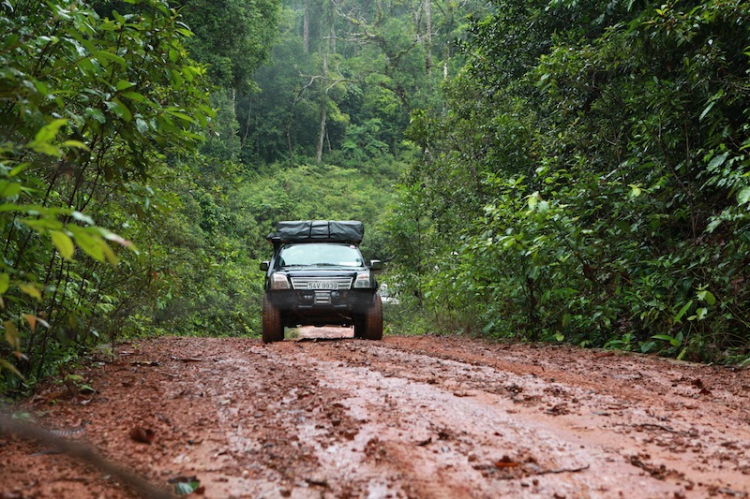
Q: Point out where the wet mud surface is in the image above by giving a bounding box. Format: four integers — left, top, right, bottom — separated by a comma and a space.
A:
2, 330, 750, 498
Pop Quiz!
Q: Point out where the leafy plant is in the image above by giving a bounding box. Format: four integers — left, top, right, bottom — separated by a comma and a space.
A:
0, 0, 212, 392
388, 0, 750, 363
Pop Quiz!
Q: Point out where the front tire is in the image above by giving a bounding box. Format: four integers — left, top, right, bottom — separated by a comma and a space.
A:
362, 294, 383, 341
262, 295, 284, 343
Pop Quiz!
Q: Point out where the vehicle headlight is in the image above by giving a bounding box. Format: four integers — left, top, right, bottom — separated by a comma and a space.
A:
271, 273, 290, 290
354, 272, 372, 288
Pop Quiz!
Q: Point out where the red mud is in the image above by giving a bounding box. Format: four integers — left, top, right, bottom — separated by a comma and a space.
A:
2, 329, 750, 498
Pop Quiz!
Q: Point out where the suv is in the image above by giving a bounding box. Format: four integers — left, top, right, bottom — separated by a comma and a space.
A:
260, 221, 383, 343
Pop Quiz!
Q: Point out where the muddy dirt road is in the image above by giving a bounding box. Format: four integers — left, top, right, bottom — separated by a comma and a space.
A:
2, 330, 750, 498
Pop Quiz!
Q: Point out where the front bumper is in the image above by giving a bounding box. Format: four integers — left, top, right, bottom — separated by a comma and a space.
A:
268, 289, 375, 327
270, 289, 373, 311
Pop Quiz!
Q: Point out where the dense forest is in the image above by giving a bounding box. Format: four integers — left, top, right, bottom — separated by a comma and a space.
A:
395, 0, 750, 363
1, 0, 749, 394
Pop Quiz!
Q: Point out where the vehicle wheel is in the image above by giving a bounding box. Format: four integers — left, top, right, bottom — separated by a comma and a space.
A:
262, 295, 284, 343
363, 294, 383, 341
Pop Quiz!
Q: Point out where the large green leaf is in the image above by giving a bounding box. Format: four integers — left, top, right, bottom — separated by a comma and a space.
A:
738, 186, 750, 205
0, 274, 9, 294
651, 334, 681, 348
0, 180, 22, 198
70, 227, 105, 262
51, 230, 75, 260
707, 152, 729, 172
32, 119, 67, 144
94, 50, 126, 67
18, 283, 41, 301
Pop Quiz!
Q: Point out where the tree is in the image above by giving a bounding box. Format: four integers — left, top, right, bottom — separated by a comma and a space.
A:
0, 0, 212, 386
393, 0, 750, 360
176, 0, 280, 91
238, 0, 490, 165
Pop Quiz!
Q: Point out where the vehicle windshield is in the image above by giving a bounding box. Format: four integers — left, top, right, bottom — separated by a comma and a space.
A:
278, 243, 364, 268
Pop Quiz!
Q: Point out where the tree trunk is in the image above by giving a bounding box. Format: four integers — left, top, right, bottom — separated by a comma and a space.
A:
303, 0, 310, 53
241, 94, 252, 149
425, 0, 432, 73
287, 124, 294, 164
316, 104, 327, 163
315, 47, 328, 163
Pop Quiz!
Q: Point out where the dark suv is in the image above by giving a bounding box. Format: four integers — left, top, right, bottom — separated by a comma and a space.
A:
260, 221, 383, 343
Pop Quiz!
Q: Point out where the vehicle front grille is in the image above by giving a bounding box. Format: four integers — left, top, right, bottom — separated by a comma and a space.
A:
290, 276, 353, 290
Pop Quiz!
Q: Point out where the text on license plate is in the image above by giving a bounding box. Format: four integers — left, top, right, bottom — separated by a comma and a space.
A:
309, 281, 336, 289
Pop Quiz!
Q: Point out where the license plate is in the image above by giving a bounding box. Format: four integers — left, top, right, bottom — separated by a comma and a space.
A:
309, 281, 336, 290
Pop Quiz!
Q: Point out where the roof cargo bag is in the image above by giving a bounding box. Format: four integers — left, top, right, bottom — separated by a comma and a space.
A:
268, 220, 364, 244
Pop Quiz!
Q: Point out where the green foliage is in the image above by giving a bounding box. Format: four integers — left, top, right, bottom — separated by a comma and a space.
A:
239, 161, 399, 254
177, 0, 281, 90
392, 0, 750, 362
239, 0, 491, 165
0, 0, 212, 392
1, 0, 414, 400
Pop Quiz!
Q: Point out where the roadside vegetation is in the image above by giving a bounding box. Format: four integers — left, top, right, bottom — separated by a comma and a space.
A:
2, 0, 750, 397
392, 0, 750, 363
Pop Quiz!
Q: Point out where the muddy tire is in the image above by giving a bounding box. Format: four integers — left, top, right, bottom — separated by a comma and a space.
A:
362, 294, 383, 341
262, 295, 284, 343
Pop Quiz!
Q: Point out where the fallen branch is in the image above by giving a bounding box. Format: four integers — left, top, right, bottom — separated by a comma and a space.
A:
0, 413, 174, 499
637, 423, 681, 434
535, 464, 590, 475
628, 454, 672, 480
614, 422, 683, 434
169, 355, 203, 363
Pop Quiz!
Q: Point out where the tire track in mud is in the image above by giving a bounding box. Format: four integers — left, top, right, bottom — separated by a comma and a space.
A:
281, 340, 677, 498
2, 334, 750, 499
283, 332, 750, 498
148, 339, 389, 499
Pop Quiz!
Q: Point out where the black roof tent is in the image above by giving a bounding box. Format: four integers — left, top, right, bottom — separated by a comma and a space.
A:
267, 221, 364, 246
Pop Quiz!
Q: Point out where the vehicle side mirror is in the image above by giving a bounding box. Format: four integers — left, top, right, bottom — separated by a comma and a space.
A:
260, 261, 270, 271
370, 260, 383, 271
